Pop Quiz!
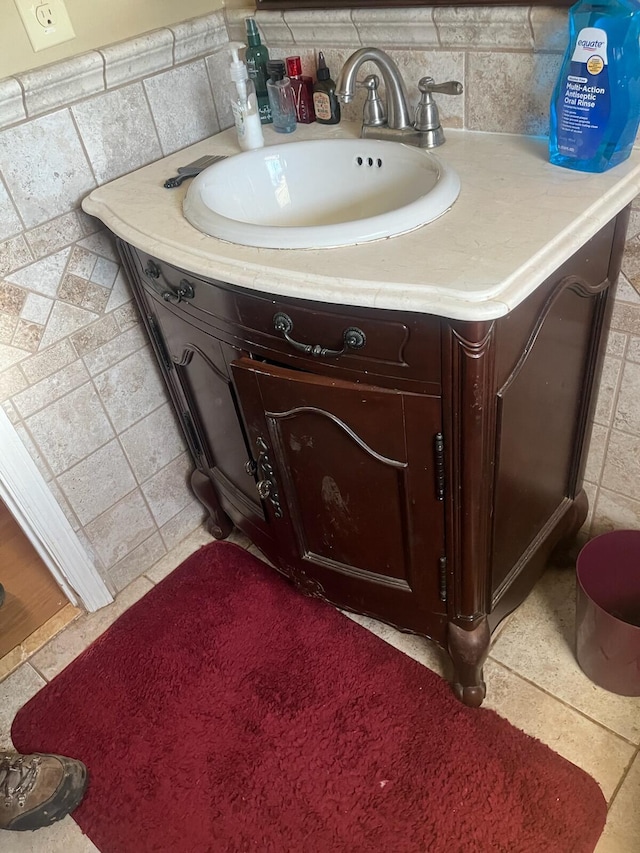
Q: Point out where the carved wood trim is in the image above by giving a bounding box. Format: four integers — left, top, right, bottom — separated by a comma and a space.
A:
266, 406, 408, 469
498, 274, 610, 400
443, 321, 497, 623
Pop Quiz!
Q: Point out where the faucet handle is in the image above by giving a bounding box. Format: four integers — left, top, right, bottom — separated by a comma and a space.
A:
418, 77, 463, 98
414, 77, 462, 147
356, 74, 386, 127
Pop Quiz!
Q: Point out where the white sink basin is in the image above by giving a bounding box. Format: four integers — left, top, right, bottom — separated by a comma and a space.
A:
183, 138, 460, 249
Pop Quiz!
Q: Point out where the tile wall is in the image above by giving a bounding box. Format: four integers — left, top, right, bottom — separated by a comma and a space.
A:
1, 6, 639, 602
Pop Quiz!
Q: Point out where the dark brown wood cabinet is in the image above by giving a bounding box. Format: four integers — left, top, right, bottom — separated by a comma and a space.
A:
118, 207, 628, 706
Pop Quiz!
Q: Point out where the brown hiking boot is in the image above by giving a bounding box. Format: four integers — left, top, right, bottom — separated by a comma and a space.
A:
0, 752, 88, 831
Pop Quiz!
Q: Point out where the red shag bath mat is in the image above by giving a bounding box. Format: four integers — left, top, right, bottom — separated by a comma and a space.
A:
12, 543, 606, 853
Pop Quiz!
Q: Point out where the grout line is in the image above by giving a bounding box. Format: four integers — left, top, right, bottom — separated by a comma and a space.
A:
486, 656, 640, 748
605, 745, 639, 809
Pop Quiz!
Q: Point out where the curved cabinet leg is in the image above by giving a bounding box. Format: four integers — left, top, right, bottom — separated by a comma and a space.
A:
191, 469, 233, 540
448, 618, 490, 708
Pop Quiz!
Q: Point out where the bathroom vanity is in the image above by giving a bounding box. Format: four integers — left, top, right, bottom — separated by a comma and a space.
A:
83, 124, 640, 706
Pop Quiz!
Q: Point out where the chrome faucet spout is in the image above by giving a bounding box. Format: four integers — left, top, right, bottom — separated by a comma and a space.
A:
336, 48, 412, 130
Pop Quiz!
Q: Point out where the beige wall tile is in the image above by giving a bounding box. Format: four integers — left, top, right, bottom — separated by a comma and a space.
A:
108, 532, 167, 592
530, 7, 570, 53
100, 30, 174, 89
70, 314, 119, 358
0, 77, 26, 130
5, 249, 70, 299
613, 360, 640, 436
13, 360, 90, 418
593, 355, 623, 427
85, 490, 157, 569
0, 111, 96, 228
145, 523, 212, 583
94, 347, 166, 432
141, 450, 195, 526
591, 489, 640, 536
601, 430, 640, 502
81, 324, 146, 377
144, 61, 220, 156
21, 292, 54, 326
19, 338, 76, 385
434, 7, 532, 50
18, 53, 105, 118
120, 401, 186, 483
253, 11, 295, 47
605, 329, 628, 358
38, 302, 99, 351
105, 270, 134, 313
284, 10, 358, 45
25, 212, 86, 259
467, 51, 562, 135
26, 382, 114, 475
11, 319, 41, 352
0, 178, 22, 242
627, 334, 640, 363
71, 84, 162, 185
584, 422, 609, 484
0, 281, 26, 315
159, 499, 206, 551
0, 235, 34, 278
171, 11, 227, 63
351, 9, 438, 48
57, 439, 137, 525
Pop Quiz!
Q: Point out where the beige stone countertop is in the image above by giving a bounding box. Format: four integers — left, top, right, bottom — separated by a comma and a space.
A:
82, 122, 640, 321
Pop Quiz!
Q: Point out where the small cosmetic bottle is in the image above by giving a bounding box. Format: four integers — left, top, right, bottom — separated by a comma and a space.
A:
266, 60, 297, 134
285, 56, 316, 124
313, 51, 340, 125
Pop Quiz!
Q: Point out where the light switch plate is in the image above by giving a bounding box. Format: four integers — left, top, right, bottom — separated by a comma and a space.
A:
14, 0, 76, 52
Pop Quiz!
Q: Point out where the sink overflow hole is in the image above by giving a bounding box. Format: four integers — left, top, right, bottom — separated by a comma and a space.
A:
356, 156, 383, 168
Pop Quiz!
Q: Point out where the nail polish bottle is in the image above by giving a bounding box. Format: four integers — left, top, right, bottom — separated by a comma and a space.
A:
313, 51, 341, 125
266, 60, 297, 134
285, 56, 316, 124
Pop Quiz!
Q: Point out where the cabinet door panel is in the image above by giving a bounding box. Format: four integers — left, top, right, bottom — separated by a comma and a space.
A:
232, 358, 445, 618
153, 304, 263, 518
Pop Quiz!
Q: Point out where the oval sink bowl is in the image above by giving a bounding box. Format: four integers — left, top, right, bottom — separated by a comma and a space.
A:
183, 138, 460, 249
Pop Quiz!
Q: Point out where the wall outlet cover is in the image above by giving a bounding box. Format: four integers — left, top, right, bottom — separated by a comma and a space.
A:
14, 0, 76, 52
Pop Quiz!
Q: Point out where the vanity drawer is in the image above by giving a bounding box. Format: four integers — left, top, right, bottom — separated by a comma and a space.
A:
127, 248, 441, 388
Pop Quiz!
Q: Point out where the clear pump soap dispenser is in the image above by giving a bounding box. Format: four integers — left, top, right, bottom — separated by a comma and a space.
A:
227, 42, 264, 151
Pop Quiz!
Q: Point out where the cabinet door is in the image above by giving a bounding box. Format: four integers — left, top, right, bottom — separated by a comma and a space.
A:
232, 358, 446, 626
149, 302, 264, 523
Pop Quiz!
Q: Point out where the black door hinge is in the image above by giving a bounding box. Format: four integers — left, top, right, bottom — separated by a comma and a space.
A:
434, 431, 445, 501
438, 556, 447, 603
147, 314, 173, 371
182, 410, 202, 459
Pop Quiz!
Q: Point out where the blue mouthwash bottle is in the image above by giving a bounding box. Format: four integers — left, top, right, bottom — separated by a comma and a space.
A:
549, 0, 640, 172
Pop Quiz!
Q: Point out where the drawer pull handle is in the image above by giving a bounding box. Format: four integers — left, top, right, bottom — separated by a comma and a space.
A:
143, 259, 194, 304
273, 312, 366, 358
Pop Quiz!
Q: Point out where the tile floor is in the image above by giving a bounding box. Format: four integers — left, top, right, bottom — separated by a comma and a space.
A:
0, 526, 638, 852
